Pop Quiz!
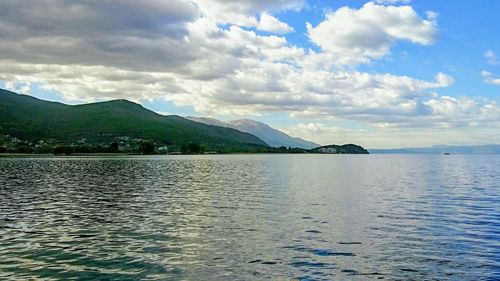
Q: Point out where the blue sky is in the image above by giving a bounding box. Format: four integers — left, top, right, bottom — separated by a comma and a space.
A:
0, 0, 499, 148
279, 0, 500, 97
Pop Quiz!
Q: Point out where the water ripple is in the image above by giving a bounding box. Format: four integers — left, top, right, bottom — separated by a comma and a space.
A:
0, 154, 498, 280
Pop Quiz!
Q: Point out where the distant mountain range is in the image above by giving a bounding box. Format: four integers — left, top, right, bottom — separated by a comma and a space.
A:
3, 89, 493, 155
186, 117, 320, 149
0, 89, 268, 150
370, 145, 500, 154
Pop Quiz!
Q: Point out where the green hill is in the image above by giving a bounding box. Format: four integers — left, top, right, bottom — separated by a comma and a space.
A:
311, 144, 369, 154
0, 89, 268, 152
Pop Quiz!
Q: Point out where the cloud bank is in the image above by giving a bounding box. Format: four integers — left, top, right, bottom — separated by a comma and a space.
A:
307, 2, 437, 64
0, 0, 498, 145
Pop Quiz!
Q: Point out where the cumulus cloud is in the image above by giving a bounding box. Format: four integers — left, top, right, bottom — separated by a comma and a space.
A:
282, 123, 359, 145
0, 63, 184, 102
482, 71, 500, 85
307, 2, 437, 64
0, 0, 498, 136
258, 12, 294, 34
423, 96, 499, 126
194, 0, 300, 33
282, 122, 500, 148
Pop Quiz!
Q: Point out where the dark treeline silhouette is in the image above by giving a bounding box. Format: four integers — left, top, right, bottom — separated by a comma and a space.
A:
181, 142, 205, 154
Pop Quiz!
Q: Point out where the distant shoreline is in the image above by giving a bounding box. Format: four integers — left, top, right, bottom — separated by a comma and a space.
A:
3, 153, 498, 158
0, 152, 375, 157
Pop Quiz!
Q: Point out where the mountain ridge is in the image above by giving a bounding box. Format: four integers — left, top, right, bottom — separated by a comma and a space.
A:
186, 116, 320, 149
0, 88, 268, 151
369, 144, 500, 154
0, 89, 372, 154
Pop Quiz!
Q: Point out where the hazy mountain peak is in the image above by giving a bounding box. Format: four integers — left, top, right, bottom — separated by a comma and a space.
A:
229, 119, 273, 129
187, 117, 320, 149
230, 119, 263, 125
185, 116, 230, 128
370, 144, 500, 154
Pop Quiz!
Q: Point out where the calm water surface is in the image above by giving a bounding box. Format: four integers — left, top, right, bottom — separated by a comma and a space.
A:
0, 155, 498, 280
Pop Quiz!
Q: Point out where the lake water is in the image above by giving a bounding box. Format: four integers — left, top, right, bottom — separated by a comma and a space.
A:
0, 155, 498, 280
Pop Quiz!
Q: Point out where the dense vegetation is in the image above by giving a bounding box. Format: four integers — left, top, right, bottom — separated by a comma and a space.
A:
0, 89, 269, 154
0, 89, 369, 155
310, 144, 369, 154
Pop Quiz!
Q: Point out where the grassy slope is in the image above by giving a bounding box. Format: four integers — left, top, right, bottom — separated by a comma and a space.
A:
0, 89, 268, 148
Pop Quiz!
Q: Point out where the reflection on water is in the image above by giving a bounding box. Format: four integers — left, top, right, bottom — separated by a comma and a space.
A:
0, 155, 498, 280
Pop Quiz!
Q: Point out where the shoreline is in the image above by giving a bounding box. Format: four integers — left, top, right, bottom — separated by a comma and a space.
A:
0, 152, 373, 157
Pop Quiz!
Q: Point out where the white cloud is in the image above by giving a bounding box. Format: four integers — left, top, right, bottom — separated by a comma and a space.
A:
0, 63, 184, 102
435, 72, 455, 86
307, 2, 437, 64
282, 122, 500, 148
195, 0, 301, 32
485, 50, 499, 65
424, 96, 500, 125
482, 71, 500, 85
5, 81, 31, 95
258, 12, 294, 34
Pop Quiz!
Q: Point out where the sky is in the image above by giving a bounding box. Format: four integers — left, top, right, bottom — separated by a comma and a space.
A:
0, 0, 499, 148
